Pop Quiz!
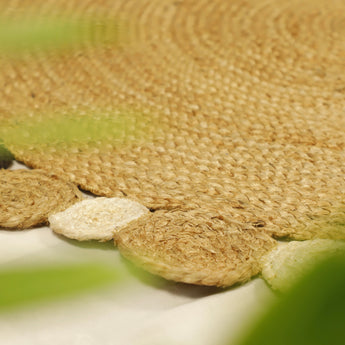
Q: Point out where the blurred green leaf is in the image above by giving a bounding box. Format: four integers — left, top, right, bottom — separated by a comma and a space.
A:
0, 110, 156, 149
234, 252, 345, 345
0, 262, 123, 311
0, 140, 14, 168
0, 14, 120, 56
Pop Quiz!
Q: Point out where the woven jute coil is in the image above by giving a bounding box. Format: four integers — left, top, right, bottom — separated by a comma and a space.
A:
115, 209, 277, 287
0, 169, 83, 229
0, 0, 344, 241
49, 197, 149, 242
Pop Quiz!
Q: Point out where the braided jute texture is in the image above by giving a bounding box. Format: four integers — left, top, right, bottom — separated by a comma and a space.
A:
0, 169, 83, 229
0, 0, 344, 241
115, 209, 277, 287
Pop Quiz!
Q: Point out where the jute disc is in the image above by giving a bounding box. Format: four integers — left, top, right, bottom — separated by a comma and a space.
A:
0, 169, 83, 229
49, 197, 149, 242
261, 239, 345, 291
0, 0, 344, 240
115, 209, 277, 287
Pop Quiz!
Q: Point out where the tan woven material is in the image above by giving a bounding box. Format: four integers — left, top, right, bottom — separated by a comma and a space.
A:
0, 169, 83, 229
115, 209, 277, 287
0, 0, 344, 242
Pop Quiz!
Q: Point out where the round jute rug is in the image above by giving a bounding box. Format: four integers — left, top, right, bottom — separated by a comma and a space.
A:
1, 0, 344, 244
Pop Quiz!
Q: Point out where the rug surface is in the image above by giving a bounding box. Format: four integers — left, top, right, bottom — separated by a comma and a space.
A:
1, 0, 344, 244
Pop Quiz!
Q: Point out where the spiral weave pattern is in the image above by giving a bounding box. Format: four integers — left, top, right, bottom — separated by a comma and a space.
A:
0, 0, 344, 241
0, 169, 83, 229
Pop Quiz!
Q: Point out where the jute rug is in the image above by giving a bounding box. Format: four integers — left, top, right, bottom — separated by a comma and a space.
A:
0, 0, 344, 285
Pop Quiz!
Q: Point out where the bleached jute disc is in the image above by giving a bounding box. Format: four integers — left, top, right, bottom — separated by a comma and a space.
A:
261, 239, 345, 291
49, 197, 149, 242
115, 209, 277, 287
0, 169, 83, 229
0, 0, 344, 241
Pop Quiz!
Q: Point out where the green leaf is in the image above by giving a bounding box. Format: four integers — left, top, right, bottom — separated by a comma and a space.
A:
234, 252, 345, 345
0, 110, 157, 149
0, 14, 121, 56
0, 262, 123, 311
0, 140, 14, 168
